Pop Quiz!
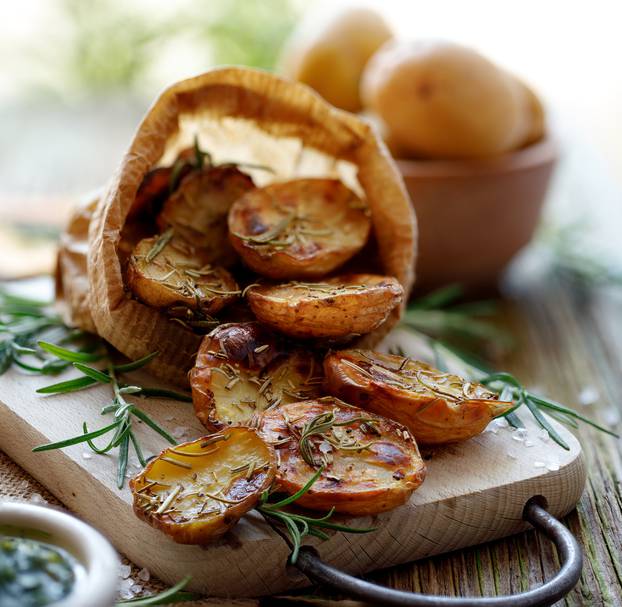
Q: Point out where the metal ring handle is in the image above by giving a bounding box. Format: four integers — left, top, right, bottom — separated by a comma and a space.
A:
293, 498, 583, 607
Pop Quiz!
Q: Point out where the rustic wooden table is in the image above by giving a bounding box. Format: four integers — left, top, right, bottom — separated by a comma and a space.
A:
0, 110, 620, 604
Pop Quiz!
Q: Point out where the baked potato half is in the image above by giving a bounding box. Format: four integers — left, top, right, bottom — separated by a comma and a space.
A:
228, 178, 371, 279
127, 233, 239, 315
157, 165, 255, 267
246, 274, 403, 339
257, 398, 425, 515
324, 350, 512, 445
130, 428, 275, 544
190, 322, 324, 430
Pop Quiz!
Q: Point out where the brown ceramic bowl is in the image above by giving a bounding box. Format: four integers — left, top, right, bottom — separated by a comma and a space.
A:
396, 137, 557, 291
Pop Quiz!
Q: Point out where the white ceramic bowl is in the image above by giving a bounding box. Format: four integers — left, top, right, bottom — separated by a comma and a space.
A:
0, 501, 119, 607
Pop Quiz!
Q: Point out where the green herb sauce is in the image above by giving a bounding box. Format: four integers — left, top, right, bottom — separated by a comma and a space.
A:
0, 536, 76, 607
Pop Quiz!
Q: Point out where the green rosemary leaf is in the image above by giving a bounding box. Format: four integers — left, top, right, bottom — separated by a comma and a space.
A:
38, 341, 103, 363
114, 576, 197, 605
113, 351, 159, 373
131, 407, 177, 444
117, 433, 131, 489
83, 421, 119, 455
505, 411, 524, 429
37, 376, 98, 394
408, 284, 463, 310
73, 363, 111, 384
32, 420, 122, 452
262, 467, 324, 510
0, 348, 14, 375
529, 394, 619, 437
524, 396, 570, 450
130, 431, 147, 467
0, 290, 51, 308
135, 387, 192, 402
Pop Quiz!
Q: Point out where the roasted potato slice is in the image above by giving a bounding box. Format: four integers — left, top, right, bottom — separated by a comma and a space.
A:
130, 428, 275, 544
246, 274, 403, 339
190, 322, 324, 430
228, 178, 371, 279
324, 350, 513, 445
257, 398, 425, 515
127, 233, 239, 314
157, 166, 255, 267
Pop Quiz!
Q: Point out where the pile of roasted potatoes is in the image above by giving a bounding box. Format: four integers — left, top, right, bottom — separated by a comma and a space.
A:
127, 144, 511, 544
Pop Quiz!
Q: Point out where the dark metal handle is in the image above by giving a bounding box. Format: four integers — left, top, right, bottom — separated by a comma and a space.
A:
293, 498, 582, 607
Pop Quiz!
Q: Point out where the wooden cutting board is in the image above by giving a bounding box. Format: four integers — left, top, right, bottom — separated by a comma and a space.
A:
0, 326, 585, 597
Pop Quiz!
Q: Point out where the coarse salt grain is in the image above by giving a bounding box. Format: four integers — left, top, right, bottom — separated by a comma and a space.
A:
130, 584, 143, 594
524, 440, 534, 447
546, 459, 560, 472
82, 452, 93, 460
119, 564, 132, 579
578, 386, 599, 406
137, 568, 150, 582
534, 461, 546, 468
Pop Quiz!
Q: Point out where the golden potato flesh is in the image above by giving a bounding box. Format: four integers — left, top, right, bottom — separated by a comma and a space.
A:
246, 274, 403, 339
257, 398, 426, 515
130, 428, 275, 544
157, 166, 255, 267
228, 179, 371, 280
324, 350, 513, 445
190, 322, 324, 431
127, 233, 239, 315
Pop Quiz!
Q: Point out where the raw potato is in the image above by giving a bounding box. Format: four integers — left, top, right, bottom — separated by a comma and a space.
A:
257, 398, 426, 515
361, 40, 529, 159
228, 179, 371, 280
157, 165, 255, 267
190, 322, 324, 430
130, 428, 275, 544
246, 274, 403, 339
324, 350, 513, 445
127, 233, 239, 314
280, 7, 393, 113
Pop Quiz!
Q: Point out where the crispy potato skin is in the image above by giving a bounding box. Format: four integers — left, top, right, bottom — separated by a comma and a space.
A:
257, 398, 425, 514
324, 350, 513, 445
246, 274, 403, 339
190, 322, 323, 430
157, 166, 255, 267
228, 178, 371, 279
127, 235, 239, 314
130, 428, 275, 544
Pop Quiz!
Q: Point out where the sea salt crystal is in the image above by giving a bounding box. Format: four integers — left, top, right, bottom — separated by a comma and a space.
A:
512, 434, 525, 442
603, 408, 621, 426
82, 452, 93, 460
546, 458, 560, 472
506, 451, 518, 460
515, 428, 528, 439
137, 567, 150, 582
578, 386, 599, 406
118, 588, 134, 600
130, 584, 143, 594
524, 440, 534, 447
485, 417, 508, 434
533, 461, 546, 468
119, 564, 132, 580
29, 493, 46, 505
172, 426, 189, 439
119, 578, 135, 594
536, 428, 550, 443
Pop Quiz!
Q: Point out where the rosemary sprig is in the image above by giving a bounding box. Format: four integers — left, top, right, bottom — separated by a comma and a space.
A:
0, 290, 100, 376
257, 467, 375, 564
115, 575, 199, 605
402, 284, 512, 351
426, 339, 620, 450
400, 284, 619, 447
33, 353, 187, 488
296, 409, 376, 468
